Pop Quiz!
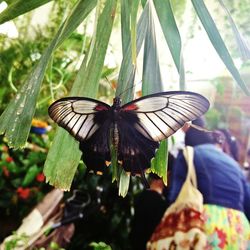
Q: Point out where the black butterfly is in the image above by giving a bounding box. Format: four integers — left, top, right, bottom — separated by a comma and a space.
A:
48, 91, 209, 177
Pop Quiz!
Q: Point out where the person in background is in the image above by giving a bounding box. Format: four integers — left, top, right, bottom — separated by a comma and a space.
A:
130, 154, 174, 250
169, 118, 250, 249
215, 128, 240, 162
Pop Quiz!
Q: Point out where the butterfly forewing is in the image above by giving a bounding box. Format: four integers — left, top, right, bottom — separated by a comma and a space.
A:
48, 97, 111, 141
121, 91, 209, 142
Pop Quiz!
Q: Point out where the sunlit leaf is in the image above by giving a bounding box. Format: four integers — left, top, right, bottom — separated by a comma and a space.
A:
218, 0, 250, 61
151, 140, 168, 184
0, 0, 97, 148
153, 0, 182, 73
141, 0, 167, 184
0, 0, 53, 24
120, 0, 131, 55
142, 1, 162, 94
116, 2, 149, 196
116, 2, 148, 103
130, 0, 140, 64
118, 169, 130, 197
192, 0, 250, 95
44, 0, 117, 190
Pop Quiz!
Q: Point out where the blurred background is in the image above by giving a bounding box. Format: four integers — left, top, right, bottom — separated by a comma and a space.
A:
0, 0, 249, 249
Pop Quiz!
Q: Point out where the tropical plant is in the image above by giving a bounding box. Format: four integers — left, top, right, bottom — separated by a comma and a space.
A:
0, 0, 249, 196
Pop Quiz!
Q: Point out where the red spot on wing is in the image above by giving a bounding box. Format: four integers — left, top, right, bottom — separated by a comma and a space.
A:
95, 104, 109, 111
123, 104, 138, 111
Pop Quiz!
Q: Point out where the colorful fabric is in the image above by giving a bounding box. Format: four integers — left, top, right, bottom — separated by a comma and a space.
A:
203, 204, 250, 250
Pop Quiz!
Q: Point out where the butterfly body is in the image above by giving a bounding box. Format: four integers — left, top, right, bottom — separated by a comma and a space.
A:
48, 91, 209, 176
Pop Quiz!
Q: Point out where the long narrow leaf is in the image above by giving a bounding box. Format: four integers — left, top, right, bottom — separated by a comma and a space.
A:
0, 0, 97, 148
0, 0, 53, 24
120, 0, 131, 55
116, 3, 149, 195
141, 0, 167, 184
151, 140, 168, 184
44, 0, 117, 190
142, 1, 162, 94
191, 0, 250, 95
130, 0, 140, 64
116, 3, 148, 103
118, 170, 130, 197
218, 0, 250, 61
153, 0, 182, 73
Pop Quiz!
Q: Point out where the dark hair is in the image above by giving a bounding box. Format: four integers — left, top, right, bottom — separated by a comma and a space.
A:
185, 117, 213, 146
214, 128, 240, 161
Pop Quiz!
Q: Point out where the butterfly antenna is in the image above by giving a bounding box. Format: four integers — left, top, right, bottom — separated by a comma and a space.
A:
117, 79, 142, 99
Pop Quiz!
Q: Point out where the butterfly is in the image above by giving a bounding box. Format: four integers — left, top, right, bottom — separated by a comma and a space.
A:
48, 91, 209, 178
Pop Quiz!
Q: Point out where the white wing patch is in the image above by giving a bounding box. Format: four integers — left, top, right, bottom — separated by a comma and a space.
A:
48, 98, 110, 141
125, 92, 209, 142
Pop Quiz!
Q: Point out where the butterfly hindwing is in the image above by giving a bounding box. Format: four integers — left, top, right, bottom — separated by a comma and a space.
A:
121, 91, 209, 142
116, 111, 159, 174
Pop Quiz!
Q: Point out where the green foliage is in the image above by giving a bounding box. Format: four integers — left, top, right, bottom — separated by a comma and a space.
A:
44, 0, 117, 191
0, 0, 54, 24
0, 132, 51, 227
205, 108, 222, 129
90, 242, 112, 250
4, 232, 29, 250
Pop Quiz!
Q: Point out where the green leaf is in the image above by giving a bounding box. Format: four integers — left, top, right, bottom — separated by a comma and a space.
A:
116, 1, 148, 103
118, 169, 130, 197
142, 0, 162, 94
130, 0, 140, 64
191, 0, 250, 95
44, 0, 117, 190
22, 165, 40, 187
0, 0, 53, 24
0, 0, 97, 148
153, 0, 182, 73
141, 1, 167, 182
116, 2, 149, 196
151, 139, 168, 184
110, 137, 118, 182
218, 0, 250, 61
120, 0, 131, 55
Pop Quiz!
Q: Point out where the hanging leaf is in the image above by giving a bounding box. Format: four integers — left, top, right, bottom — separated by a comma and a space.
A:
151, 140, 168, 184
142, 1, 162, 94
44, 0, 117, 190
130, 0, 140, 64
116, 2, 149, 196
191, 0, 250, 95
120, 0, 131, 55
0, 0, 53, 24
218, 0, 250, 61
116, 1, 148, 103
141, 0, 167, 184
118, 169, 130, 197
0, 0, 97, 148
153, 0, 182, 73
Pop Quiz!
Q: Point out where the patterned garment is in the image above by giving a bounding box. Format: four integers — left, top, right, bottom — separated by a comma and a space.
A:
203, 204, 250, 250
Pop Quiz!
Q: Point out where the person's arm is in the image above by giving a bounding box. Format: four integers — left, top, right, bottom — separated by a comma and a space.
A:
168, 150, 188, 203
243, 180, 250, 221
